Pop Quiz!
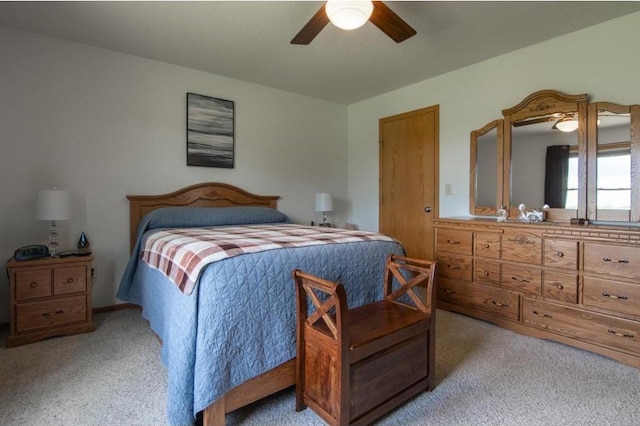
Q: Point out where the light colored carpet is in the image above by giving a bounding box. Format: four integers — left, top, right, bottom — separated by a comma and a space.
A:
1, 308, 639, 426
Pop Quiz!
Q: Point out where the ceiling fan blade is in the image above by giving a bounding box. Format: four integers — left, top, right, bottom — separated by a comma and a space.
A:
291, 5, 330, 45
369, 1, 416, 43
512, 116, 557, 127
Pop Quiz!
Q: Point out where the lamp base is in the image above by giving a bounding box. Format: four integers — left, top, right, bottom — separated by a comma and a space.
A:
48, 220, 60, 257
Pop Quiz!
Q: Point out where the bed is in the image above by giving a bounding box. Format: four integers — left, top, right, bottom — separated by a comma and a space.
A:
117, 182, 405, 425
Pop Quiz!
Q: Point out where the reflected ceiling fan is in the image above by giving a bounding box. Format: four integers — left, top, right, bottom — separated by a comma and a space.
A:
513, 113, 579, 132
291, 1, 416, 45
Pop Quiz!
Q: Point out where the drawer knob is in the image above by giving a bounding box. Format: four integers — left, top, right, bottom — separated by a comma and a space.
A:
532, 310, 553, 318
446, 239, 461, 245
556, 284, 564, 290
66, 277, 74, 284
602, 292, 628, 300
511, 276, 530, 283
30, 282, 38, 289
483, 244, 490, 249
556, 251, 564, 257
492, 300, 509, 308
484, 271, 490, 276
608, 329, 634, 339
447, 264, 461, 270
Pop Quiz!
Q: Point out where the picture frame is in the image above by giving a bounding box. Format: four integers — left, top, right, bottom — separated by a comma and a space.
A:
186, 92, 235, 168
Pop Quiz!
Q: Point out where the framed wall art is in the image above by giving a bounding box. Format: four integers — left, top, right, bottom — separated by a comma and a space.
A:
186, 92, 235, 168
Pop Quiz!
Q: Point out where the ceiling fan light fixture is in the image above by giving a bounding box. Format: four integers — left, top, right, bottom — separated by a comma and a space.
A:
325, 0, 374, 30
554, 117, 580, 132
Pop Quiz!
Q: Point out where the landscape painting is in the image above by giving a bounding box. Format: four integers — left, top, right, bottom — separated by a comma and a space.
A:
186, 93, 235, 168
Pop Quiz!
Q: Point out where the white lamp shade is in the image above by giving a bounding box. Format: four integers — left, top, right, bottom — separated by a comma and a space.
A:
36, 189, 71, 221
325, 0, 373, 30
315, 193, 334, 212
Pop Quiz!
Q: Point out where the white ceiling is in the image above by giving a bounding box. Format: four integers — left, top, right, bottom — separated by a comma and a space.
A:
1, 1, 639, 104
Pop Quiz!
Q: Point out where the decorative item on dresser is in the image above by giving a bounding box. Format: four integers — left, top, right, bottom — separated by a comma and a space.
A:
5, 255, 95, 347
438, 88, 640, 368
315, 192, 333, 227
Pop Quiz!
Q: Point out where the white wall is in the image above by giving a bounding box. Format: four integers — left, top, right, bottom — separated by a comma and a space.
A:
347, 11, 640, 231
0, 27, 348, 321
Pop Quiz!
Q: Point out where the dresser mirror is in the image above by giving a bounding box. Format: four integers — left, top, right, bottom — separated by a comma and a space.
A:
587, 102, 640, 222
469, 119, 503, 215
503, 90, 588, 221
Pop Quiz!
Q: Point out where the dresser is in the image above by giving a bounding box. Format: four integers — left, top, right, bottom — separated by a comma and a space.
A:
435, 218, 640, 367
5, 255, 95, 347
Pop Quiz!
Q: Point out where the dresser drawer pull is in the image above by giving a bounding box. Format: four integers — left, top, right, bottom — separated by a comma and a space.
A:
602, 292, 628, 300
482, 244, 490, 249
511, 276, 530, 283
484, 271, 490, 276
556, 251, 564, 257
556, 284, 564, 290
30, 282, 38, 289
447, 264, 461, 270
443, 289, 457, 295
446, 239, 461, 245
41, 310, 64, 318
66, 277, 74, 283
532, 310, 553, 318
602, 258, 629, 264
492, 300, 509, 308
608, 329, 634, 339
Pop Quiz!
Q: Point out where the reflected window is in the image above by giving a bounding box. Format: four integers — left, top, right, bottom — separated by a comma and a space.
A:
597, 152, 631, 209
565, 155, 578, 209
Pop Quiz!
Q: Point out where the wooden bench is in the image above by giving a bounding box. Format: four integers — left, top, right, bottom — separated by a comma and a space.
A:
293, 254, 437, 426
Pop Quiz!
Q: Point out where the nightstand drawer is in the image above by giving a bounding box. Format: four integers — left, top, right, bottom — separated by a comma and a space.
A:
54, 266, 87, 295
15, 269, 52, 300
16, 295, 87, 333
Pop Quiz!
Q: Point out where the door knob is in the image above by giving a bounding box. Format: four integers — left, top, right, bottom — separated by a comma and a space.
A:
424, 207, 432, 213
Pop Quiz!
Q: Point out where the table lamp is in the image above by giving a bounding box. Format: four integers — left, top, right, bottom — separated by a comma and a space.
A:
36, 188, 71, 256
315, 192, 333, 227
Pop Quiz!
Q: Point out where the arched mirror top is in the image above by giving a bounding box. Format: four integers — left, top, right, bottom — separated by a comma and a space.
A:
502, 90, 588, 122
470, 119, 503, 216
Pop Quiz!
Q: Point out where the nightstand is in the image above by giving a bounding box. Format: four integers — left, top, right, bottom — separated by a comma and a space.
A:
5, 255, 95, 347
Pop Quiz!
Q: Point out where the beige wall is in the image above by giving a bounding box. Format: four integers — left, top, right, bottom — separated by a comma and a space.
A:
0, 27, 348, 321
347, 11, 640, 231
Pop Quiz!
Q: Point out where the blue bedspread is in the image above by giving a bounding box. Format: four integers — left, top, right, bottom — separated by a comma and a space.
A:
117, 207, 404, 425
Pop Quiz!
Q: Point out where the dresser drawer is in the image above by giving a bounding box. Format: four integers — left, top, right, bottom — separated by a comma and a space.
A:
16, 295, 87, 333
501, 263, 541, 296
502, 230, 542, 265
523, 299, 640, 354
437, 229, 473, 256
475, 258, 500, 287
543, 239, 578, 270
543, 271, 578, 304
54, 266, 87, 295
438, 279, 519, 321
583, 277, 640, 319
584, 243, 640, 280
475, 233, 501, 259
15, 269, 52, 300
437, 254, 472, 281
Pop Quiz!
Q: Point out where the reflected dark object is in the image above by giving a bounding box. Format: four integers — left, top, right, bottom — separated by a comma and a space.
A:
77, 231, 90, 250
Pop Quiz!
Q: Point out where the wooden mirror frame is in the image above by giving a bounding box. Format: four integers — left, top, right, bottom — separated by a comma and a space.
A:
587, 102, 640, 223
469, 119, 504, 216
502, 90, 589, 222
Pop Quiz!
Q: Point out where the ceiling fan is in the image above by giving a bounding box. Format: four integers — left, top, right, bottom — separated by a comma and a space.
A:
514, 112, 630, 132
291, 1, 416, 45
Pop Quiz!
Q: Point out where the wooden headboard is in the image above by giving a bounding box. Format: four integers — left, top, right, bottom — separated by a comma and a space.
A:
127, 182, 280, 251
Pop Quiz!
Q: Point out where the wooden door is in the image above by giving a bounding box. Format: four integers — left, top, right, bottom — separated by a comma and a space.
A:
379, 106, 439, 260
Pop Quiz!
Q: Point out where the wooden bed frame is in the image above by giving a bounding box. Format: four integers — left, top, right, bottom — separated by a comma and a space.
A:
127, 182, 296, 426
